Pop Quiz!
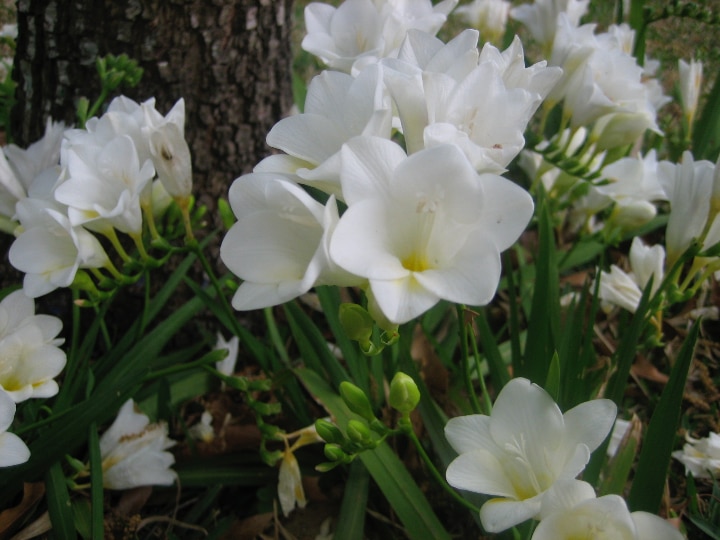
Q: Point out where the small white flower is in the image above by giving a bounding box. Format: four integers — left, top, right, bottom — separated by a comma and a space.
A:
678, 58, 703, 127
188, 410, 215, 443
279, 447, 307, 517
214, 332, 239, 378
278, 423, 324, 517
0, 291, 66, 402
0, 388, 30, 467
672, 432, 720, 479
10, 199, 109, 298
100, 400, 177, 490
597, 237, 664, 314
658, 151, 718, 266
445, 378, 616, 532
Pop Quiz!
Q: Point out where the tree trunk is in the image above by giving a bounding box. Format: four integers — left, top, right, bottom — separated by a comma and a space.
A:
11, 0, 294, 219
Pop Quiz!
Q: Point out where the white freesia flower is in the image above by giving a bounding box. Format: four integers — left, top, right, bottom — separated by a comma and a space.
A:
597, 237, 664, 314
454, 0, 511, 45
220, 174, 363, 311
10, 197, 109, 298
55, 134, 154, 236
380, 29, 480, 154
100, 399, 177, 490
302, 0, 457, 73
548, 16, 663, 148
419, 45, 559, 172
330, 138, 532, 324
510, 0, 589, 52
678, 58, 703, 128
0, 119, 65, 220
658, 151, 719, 266
257, 65, 392, 199
534, 480, 683, 540
0, 318, 67, 402
672, 431, 720, 479
445, 377, 616, 532
596, 151, 667, 221
0, 388, 30, 467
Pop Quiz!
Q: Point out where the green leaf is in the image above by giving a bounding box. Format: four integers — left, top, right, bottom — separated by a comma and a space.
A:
176, 455, 277, 487
295, 368, 451, 540
334, 460, 369, 540
628, 320, 699, 513
46, 462, 77, 539
544, 351, 561, 402
285, 300, 350, 387
693, 69, 720, 160
88, 422, 104, 540
520, 199, 559, 384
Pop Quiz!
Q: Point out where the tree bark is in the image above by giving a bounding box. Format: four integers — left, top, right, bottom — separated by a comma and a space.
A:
11, 0, 294, 220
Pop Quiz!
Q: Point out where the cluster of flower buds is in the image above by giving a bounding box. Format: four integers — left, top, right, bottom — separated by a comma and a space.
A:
315, 373, 421, 472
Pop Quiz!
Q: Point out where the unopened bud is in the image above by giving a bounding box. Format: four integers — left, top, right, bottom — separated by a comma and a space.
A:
339, 303, 374, 343
339, 381, 375, 422
346, 419, 373, 447
315, 418, 345, 445
323, 443, 347, 462
389, 372, 420, 415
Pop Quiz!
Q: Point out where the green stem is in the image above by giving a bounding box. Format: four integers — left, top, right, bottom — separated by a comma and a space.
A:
467, 321, 492, 415
264, 307, 292, 365
457, 305, 482, 414
404, 423, 482, 515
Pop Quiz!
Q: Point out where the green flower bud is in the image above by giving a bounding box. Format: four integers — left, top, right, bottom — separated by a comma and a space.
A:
324, 443, 347, 462
346, 419, 373, 446
315, 418, 345, 445
339, 303, 374, 343
339, 381, 376, 422
388, 372, 421, 415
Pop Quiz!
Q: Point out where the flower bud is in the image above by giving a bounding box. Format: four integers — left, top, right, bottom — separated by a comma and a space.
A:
148, 122, 192, 199
388, 372, 421, 415
315, 418, 345, 445
346, 419, 373, 447
323, 443, 347, 462
339, 303, 374, 343
339, 381, 376, 422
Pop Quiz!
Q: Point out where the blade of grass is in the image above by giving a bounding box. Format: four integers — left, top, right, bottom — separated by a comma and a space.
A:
628, 320, 700, 513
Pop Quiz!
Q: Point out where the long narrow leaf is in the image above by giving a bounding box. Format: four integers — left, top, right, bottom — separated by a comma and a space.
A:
45, 462, 77, 539
334, 460, 369, 540
628, 320, 700, 513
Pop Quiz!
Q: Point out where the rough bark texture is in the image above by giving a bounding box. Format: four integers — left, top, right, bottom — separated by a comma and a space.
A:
2, 0, 294, 290
11, 0, 294, 219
